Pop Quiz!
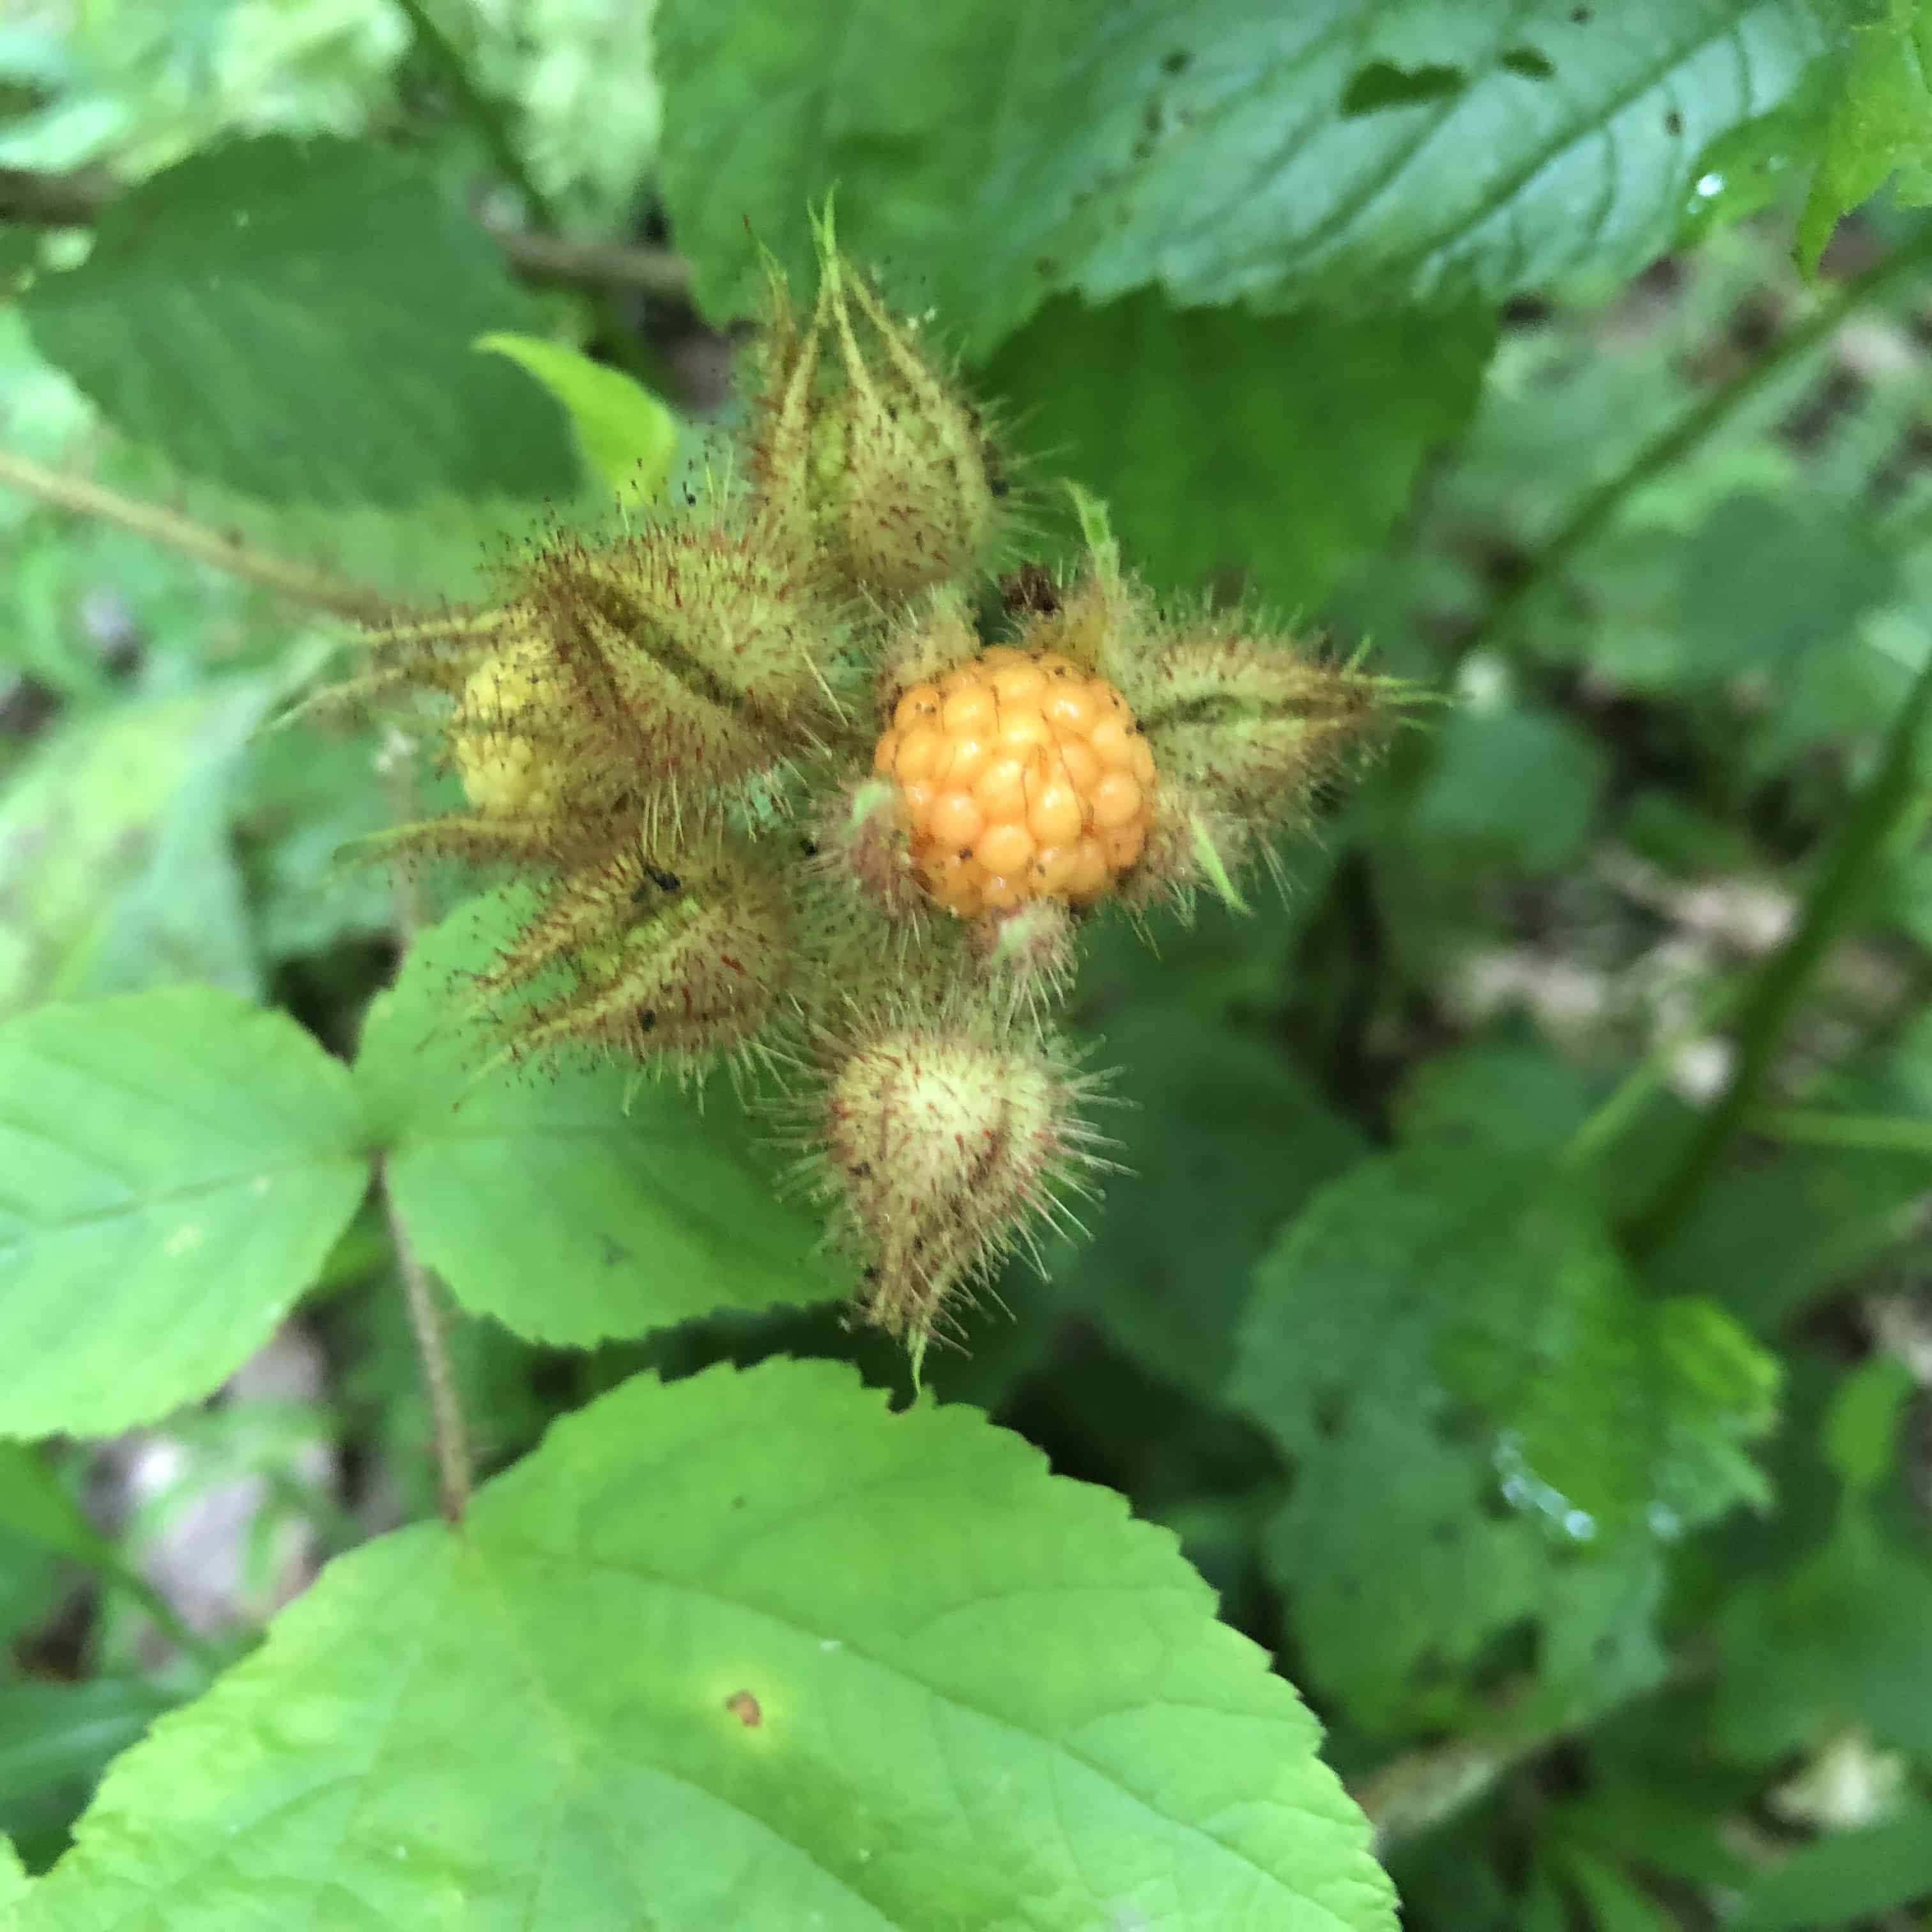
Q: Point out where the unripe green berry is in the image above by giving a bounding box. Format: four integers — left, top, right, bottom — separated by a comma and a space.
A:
818, 1022, 1094, 1347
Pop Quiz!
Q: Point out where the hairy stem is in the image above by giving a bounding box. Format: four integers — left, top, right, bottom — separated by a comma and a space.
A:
0, 448, 389, 620
1627, 646, 1932, 1261
383, 1167, 473, 1526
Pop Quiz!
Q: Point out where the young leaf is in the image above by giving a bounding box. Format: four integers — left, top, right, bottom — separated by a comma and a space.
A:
22, 137, 578, 506
21, 1360, 1397, 1931
658, 0, 1850, 346
356, 893, 855, 1347
985, 292, 1493, 612
0, 990, 369, 1439
1797, 0, 1932, 270
475, 333, 681, 508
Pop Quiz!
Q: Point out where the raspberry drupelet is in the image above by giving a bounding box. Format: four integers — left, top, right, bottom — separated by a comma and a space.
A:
873, 647, 1158, 918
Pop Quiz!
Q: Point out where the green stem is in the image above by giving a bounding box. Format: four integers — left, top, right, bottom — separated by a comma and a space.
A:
1478, 230, 1932, 654
1754, 1108, 1932, 1158
1626, 646, 1932, 1261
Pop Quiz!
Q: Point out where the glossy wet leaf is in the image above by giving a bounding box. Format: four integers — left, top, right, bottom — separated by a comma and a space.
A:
1230, 1151, 1772, 1729
356, 892, 855, 1347
22, 1360, 1397, 1931
659, 0, 1850, 347
0, 990, 369, 1439
1798, 0, 1932, 268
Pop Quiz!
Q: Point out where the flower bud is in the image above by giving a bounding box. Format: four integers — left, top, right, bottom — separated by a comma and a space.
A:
743, 221, 1004, 603
816, 1020, 1096, 1347
483, 836, 794, 1075
514, 526, 843, 826
1140, 627, 1391, 829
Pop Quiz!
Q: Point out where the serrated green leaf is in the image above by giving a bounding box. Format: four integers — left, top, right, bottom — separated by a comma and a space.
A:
1728, 1802, 1932, 1932
1231, 1152, 1771, 1731
0, 1683, 174, 1821
0, 686, 269, 1022
22, 137, 578, 505
1413, 705, 1611, 875
23, 1360, 1397, 1931
1705, 1505, 1932, 1761
0, 990, 369, 1439
1677, 491, 1897, 673
0, 1834, 26, 1913
475, 332, 680, 508
659, 0, 1850, 348
1058, 1010, 1367, 1400
356, 892, 855, 1348
1798, 0, 1932, 270
983, 293, 1492, 610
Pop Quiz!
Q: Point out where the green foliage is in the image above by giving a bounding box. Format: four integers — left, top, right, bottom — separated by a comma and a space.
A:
3, 5, 1932, 1926
22, 137, 578, 505
985, 293, 1494, 610
1728, 1802, 1932, 1930
658, 0, 1852, 341
1799, 0, 1932, 267
473, 331, 680, 508
0, 988, 367, 1439
19, 1361, 1396, 1931
1232, 1151, 1775, 1731
360, 891, 855, 1347
0, 687, 268, 1018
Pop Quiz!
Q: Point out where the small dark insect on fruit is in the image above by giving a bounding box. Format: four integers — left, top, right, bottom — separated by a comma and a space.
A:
998, 564, 1061, 620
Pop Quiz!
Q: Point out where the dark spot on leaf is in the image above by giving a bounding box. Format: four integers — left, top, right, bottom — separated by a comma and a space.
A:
1162, 49, 1188, 74
599, 1235, 629, 1268
1570, 4, 1591, 18
1033, 254, 1060, 277
1664, 109, 1683, 135
1341, 61, 1466, 116
724, 1690, 762, 1727
1499, 46, 1554, 80
1313, 1392, 1347, 1438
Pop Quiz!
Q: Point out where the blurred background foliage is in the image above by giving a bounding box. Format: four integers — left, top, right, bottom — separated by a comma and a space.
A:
1, 2, 1931, 1927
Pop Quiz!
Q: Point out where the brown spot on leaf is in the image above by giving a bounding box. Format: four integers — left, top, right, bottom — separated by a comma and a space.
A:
724, 1689, 763, 1727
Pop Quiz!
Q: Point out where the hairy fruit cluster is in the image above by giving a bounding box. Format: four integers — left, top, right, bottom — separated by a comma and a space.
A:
875, 647, 1156, 919
333, 224, 1404, 1361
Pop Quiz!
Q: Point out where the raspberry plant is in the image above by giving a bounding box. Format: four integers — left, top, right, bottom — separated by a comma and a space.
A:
3, 6, 1932, 1931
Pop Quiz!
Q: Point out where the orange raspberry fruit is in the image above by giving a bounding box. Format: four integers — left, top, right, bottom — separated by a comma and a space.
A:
872, 647, 1158, 918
